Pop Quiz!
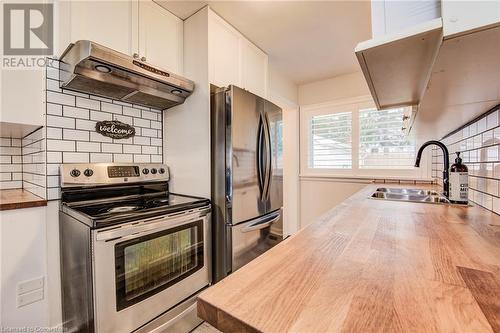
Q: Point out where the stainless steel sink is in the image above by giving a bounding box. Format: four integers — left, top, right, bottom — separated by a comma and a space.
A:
371, 187, 454, 205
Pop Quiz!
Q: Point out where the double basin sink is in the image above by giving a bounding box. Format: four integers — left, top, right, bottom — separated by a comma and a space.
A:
371, 187, 453, 205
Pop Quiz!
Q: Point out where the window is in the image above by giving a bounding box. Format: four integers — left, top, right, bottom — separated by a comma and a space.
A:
301, 97, 421, 178
309, 111, 352, 169
359, 108, 416, 169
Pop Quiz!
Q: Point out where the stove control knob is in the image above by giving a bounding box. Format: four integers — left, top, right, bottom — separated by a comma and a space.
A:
70, 169, 81, 177
142, 168, 149, 175
151, 168, 157, 174
159, 168, 165, 174
84, 169, 93, 177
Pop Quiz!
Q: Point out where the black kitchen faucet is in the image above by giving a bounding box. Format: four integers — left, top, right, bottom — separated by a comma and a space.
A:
414, 140, 450, 198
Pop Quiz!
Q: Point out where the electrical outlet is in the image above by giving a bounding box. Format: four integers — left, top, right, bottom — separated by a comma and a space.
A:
17, 289, 44, 308
17, 277, 44, 295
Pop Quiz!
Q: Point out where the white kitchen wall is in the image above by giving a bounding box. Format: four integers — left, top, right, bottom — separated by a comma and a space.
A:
45, 60, 163, 200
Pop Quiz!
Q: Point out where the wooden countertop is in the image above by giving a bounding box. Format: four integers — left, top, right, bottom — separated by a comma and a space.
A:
0, 189, 47, 211
197, 184, 500, 333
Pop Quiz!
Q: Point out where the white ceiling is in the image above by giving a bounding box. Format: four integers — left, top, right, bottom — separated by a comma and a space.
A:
155, 1, 372, 85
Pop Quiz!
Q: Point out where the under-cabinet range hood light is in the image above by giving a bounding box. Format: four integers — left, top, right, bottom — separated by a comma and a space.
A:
59, 40, 194, 110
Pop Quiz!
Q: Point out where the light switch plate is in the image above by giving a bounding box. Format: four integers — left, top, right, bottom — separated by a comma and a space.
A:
17, 277, 44, 295
17, 289, 44, 308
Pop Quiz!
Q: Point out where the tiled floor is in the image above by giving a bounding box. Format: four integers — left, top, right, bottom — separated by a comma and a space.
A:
191, 322, 221, 333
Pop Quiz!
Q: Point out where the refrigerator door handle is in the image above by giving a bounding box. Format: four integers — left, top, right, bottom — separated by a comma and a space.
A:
257, 116, 265, 199
241, 211, 280, 233
263, 112, 272, 200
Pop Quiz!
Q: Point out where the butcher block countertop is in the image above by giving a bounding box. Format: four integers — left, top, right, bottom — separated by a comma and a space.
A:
0, 189, 47, 211
197, 184, 500, 333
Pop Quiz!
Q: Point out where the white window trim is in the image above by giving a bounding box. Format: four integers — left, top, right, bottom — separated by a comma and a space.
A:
300, 95, 432, 179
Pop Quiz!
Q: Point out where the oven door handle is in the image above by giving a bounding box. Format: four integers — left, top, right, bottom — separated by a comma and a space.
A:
95, 212, 208, 242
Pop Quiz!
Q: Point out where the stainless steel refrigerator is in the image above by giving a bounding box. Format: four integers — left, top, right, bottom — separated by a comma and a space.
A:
211, 85, 283, 282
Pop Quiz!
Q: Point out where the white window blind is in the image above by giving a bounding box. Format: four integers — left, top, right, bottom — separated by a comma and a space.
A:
359, 108, 416, 169
309, 111, 352, 169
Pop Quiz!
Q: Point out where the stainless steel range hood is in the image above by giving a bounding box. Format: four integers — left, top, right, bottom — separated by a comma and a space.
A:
59, 40, 194, 110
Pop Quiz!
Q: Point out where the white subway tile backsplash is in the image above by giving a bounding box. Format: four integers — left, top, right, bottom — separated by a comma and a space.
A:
123, 107, 141, 118
433, 106, 500, 214
0, 164, 22, 172
47, 91, 75, 106
142, 110, 158, 121
113, 114, 133, 124
63, 129, 90, 141
90, 110, 112, 121
47, 175, 59, 187
90, 95, 113, 103
48, 115, 75, 129
76, 96, 100, 110
47, 187, 61, 200
47, 127, 62, 139
8, 61, 165, 200
102, 143, 122, 153
101, 102, 122, 114
0, 156, 11, 163
63, 152, 89, 163
90, 153, 113, 163
141, 128, 158, 138
0, 181, 23, 189
47, 139, 75, 152
123, 145, 142, 154
134, 136, 150, 145
113, 154, 133, 163
47, 152, 62, 163
0, 146, 22, 155
150, 138, 162, 147
63, 106, 90, 119
134, 154, 151, 163
151, 121, 161, 129
75, 119, 97, 131
134, 118, 150, 128
90, 131, 112, 143
76, 141, 100, 152
142, 146, 157, 155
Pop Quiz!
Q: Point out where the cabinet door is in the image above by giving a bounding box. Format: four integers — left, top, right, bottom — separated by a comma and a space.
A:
240, 40, 268, 98
208, 12, 240, 88
139, 1, 183, 73
60, 1, 138, 57
1, 68, 45, 126
442, 0, 500, 37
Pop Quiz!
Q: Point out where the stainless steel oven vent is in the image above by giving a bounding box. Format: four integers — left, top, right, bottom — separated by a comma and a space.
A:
59, 40, 194, 110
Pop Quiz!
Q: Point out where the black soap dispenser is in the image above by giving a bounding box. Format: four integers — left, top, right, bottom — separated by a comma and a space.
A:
449, 152, 468, 204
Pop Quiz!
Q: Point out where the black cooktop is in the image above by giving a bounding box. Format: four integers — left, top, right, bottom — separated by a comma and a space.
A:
65, 192, 210, 228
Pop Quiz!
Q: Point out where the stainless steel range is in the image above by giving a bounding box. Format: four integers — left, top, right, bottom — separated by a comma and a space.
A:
59, 163, 211, 333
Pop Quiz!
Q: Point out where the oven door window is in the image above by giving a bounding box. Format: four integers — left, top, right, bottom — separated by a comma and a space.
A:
115, 220, 204, 311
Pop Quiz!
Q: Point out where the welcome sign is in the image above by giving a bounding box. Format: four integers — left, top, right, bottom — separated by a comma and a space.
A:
95, 120, 135, 139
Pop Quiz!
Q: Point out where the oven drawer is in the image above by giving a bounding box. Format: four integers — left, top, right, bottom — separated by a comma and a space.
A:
92, 208, 211, 333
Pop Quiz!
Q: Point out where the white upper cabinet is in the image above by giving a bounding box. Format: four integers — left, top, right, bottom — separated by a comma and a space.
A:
57, 0, 184, 74
240, 40, 268, 99
442, 0, 500, 38
57, 0, 138, 57
0, 68, 45, 127
208, 12, 241, 88
208, 9, 268, 98
139, 1, 183, 73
